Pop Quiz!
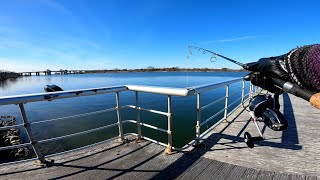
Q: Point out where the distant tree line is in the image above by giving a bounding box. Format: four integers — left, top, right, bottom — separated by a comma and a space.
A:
0, 71, 21, 81
81, 67, 246, 73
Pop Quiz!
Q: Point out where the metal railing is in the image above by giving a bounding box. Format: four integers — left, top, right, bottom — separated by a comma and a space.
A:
0, 78, 254, 165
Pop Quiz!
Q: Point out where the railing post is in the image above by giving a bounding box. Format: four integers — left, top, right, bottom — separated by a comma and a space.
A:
249, 82, 253, 99
116, 92, 125, 142
195, 93, 201, 146
18, 103, 51, 166
135, 91, 142, 142
165, 95, 173, 154
223, 85, 229, 122
241, 80, 245, 107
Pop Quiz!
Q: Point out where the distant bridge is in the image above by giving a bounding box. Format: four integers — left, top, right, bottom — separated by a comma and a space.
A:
18, 70, 88, 76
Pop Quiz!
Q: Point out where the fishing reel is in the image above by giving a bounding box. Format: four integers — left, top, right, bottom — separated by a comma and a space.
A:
243, 74, 289, 148
250, 94, 288, 130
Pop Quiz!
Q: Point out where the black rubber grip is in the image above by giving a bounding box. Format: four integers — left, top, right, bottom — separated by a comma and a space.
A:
288, 85, 313, 101
272, 78, 313, 101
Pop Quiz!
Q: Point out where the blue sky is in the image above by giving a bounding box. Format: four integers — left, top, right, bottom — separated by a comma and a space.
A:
0, 0, 319, 72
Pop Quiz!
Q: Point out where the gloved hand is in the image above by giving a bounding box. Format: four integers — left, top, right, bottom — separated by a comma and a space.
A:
244, 73, 278, 93
245, 55, 289, 81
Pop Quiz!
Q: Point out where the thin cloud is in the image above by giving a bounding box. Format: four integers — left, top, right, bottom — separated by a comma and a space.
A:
200, 36, 258, 44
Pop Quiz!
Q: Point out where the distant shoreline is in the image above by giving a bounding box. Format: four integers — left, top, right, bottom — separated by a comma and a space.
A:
73, 68, 247, 74
0, 72, 21, 81
17, 67, 247, 76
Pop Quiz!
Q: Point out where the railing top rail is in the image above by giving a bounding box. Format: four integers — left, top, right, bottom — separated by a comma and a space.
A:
188, 78, 243, 94
0, 86, 128, 106
127, 85, 195, 96
0, 78, 244, 105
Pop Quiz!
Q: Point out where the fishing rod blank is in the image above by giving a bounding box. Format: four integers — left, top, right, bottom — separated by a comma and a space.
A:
188, 46, 248, 68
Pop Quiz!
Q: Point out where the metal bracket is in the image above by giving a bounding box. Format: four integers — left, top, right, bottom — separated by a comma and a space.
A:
164, 145, 174, 155
134, 137, 145, 143
33, 159, 54, 167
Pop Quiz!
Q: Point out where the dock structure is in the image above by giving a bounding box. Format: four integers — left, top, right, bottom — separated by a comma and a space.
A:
19, 69, 87, 76
0, 93, 319, 179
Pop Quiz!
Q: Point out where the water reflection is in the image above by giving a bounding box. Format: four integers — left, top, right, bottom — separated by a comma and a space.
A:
0, 78, 19, 90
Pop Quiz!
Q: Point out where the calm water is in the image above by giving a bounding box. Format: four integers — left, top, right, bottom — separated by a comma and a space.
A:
0, 72, 249, 156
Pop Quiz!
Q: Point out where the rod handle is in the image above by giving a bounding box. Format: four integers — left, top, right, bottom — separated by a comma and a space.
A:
310, 93, 320, 109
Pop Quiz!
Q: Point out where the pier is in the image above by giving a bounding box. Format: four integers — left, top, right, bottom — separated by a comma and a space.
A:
19, 69, 87, 76
0, 79, 319, 179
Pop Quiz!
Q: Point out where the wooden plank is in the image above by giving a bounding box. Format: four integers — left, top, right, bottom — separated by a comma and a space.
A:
177, 158, 212, 180
305, 176, 318, 180
224, 165, 248, 180
210, 162, 235, 180
240, 168, 260, 180
289, 174, 307, 180
272, 172, 292, 180
117, 144, 184, 180
194, 160, 223, 179
256, 170, 275, 180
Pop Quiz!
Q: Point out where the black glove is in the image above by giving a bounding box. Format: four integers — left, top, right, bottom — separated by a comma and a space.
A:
245, 55, 289, 81
244, 73, 278, 93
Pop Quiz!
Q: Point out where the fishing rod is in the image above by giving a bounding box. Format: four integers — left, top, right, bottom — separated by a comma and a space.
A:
188, 46, 320, 109
188, 46, 249, 69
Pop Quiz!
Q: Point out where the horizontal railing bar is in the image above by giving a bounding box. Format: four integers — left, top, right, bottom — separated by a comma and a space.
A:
201, 96, 226, 111
175, 140, 197, 151
227, 96, 243, 108
228, 89, 243, 97
122, 105, 135, 109
125, 120, 168, 133
0, 124, 23, 131
190, 78, 243, 94
0, 157, 38, 167
227, 103, 242, 117
31, 107, 117, 125
199, 114, 229, 140
244, 92, 250, 98
141, 135, 168, 147
126, 85, 195, 96
45, 133, 133, 159
200, 108, 225, 127
0, 133, 139, 166
0, 86, 128, 106
123, 105, 169, 116
139, 107, 169, 116
38, 123, 118, 144
0, 142, 31, 151
0, 78, 245, 106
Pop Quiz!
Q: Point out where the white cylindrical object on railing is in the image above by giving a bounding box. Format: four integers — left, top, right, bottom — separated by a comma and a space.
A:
127, 85, 194, 96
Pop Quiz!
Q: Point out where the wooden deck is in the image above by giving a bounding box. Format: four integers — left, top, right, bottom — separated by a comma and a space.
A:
203, 93, 320, 177
0, 93, 319, 179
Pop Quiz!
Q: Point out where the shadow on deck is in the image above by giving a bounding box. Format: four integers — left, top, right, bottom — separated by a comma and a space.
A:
0, 93, 319, 179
